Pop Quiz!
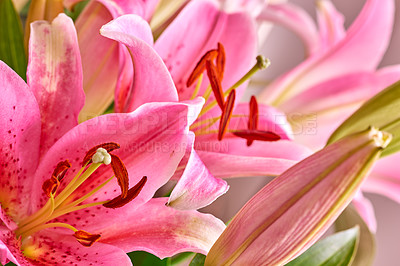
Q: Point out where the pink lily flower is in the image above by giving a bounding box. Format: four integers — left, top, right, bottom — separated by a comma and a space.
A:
258, 0, 400, 149
257, 0, 400, 231
0, 14, 226, 265
99, 1, 311, 209
205, 127, 392, 265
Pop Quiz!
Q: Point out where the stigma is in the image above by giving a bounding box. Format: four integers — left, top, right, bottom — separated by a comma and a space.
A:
15, 143, 147, 251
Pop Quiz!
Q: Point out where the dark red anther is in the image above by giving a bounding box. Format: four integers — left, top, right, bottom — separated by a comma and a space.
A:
216, 42, 226, 80
81, 142, 120, 166
186, 49, 218, 87
206, 60, 225, 110
73, 230, 101, 247
110, 154, 129, 199
42, 176, 60, 197
103, 176, 147, 209
52, 160, 71, 182
42, 160, 71, 197
233, 130, 281, 143
247, 96, 259, 146
218, 90, 236, 141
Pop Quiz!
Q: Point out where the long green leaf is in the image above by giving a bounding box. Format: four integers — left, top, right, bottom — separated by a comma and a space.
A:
285, 227, 359, 266
327, 80, 400, 157
0, 0, 27, 80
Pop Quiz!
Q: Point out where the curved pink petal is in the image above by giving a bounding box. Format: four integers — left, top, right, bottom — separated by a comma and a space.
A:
75, 1, 120, 120
100, 14, 179, 112
281, 67, 400, 114
168, 146, 229, 210
316, 0, 346, 50
0, 228, 27, 265
31, 100, 203, 222
195, 138, 311, 159
352, 191, 377, 233
192, 139, 311, 178
0, 61, 41, 220
258, 3, 319, 56
28, 14, 85, 157
362, 153, 400, 204
154, 0, 257, 102
96, 198, 226, 258
23, 230, 131, 265
196, 150, 301, 178
260, 0, 395, 105
282, 65, 400, 149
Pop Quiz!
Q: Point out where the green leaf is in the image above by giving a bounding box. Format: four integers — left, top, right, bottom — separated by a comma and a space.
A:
285, 227, 359, 266
335, 205, 376, 266
64, 0, 89, 21
189, 253, 206, 266
0, 0, 27, 80
128, 251, 170, 266
327, 80, 400, 157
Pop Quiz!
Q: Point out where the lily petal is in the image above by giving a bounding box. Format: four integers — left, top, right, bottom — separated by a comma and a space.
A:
168, 146, 229, 210
97, 198, 226, 258
352, 191, 377, 233
258, 3, 319, 56
31, 100, 202, 220
154, 0, 257, 102
316, 0, 346, 50
205, 128, 390, 265
260, 0, 395, 105
363, 153, 400, 204
0, 228, 26, 265
75, 1, 120, 120
28, 14, 85, 157
0, 61, 41, 220
21, 230, 131, 265
100, 14, 179, 112
196, 150, 301, 178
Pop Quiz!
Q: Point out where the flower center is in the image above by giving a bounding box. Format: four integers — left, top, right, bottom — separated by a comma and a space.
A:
187, 43, 281, 145
14, 143, 147, 256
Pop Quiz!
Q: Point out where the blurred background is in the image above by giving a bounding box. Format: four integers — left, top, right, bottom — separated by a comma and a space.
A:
203, 0, 400, 265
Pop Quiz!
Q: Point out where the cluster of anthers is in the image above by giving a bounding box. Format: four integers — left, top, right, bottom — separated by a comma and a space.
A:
15, 143, 147, 251
187, 43, 282, 145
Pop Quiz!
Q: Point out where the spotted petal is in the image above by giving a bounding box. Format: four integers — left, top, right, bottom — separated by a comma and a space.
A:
28, 14, 85, 157
0, 61, 41, 221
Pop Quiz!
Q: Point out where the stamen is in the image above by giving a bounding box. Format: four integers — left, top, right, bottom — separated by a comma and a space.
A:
187, 49, 218, 87
42, 160, 71, 197
190, 73, 204, 100
52, 160, 71, 181
218, 90, 236, 141
73, 230, 101, 247
199, 55, 270, 117
233, 130, 281, 142
103, 176, 147, 208
247, 96, 259, 146
81, 142, 120, 166
110, 154, 129, 199
42, 176, 60, 197
216, 42, 226, 80
206, 60, 225, 110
